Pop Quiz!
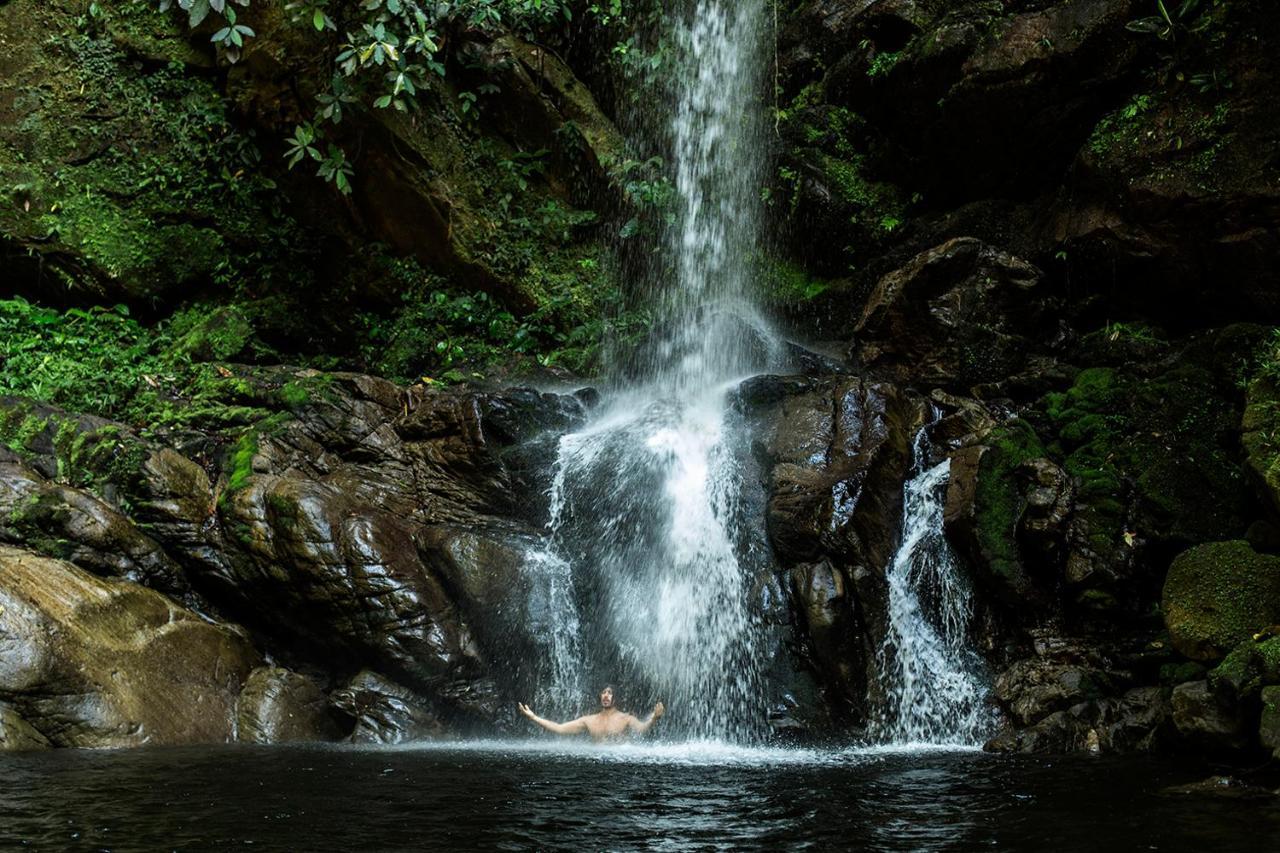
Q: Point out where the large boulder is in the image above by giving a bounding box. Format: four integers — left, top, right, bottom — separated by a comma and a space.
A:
3, 370, 591, 735
0, 546, 260, 747
236, 667, 342, 745
332, 671, 445, 744
1171, 680, 1250, 752
851, 238, 1054, 390
193, 375, 587, 723
1163, 541, 1280, 662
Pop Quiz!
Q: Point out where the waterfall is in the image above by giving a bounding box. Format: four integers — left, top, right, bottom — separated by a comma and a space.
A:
870, 426, 996, 746
520, 0, 780, 741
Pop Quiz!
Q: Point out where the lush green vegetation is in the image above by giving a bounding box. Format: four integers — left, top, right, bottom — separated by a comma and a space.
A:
0, 298, 284, 432
157, 0, 641, 192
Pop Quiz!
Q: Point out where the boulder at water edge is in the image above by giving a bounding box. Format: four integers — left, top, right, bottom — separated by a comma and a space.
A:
236, 667, 342, 745
0, 704, 49, 751
0, 545, 261, 747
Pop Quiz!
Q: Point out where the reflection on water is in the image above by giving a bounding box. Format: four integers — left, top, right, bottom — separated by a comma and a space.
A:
1, 742, 1276, 851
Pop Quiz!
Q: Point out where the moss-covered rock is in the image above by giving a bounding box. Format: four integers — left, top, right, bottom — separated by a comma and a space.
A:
955, 418, 1046, 607
1242, 375, 1280, 517
1163, 541, 1280, 661
1260, 686, 1280, 759
1208, 637, 1280, 704
0, 0, 306, 301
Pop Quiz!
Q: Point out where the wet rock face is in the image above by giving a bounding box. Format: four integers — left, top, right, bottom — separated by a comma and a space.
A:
0, 546, 260, 747
0, 455, 191, 597
199, 376, 588, 722
985, 633, 1184, 755
332, 671, 445, 745
852, 238, 1055, 391
739, 374, 925, 724
0, 373, 591, 741
987, 686, 1172, 755
236, 667, 341, 745
1018, 457, 1075, 561
994, 656, 1123, 727
1171, 680, 1250, 753
0, 705, 49, 752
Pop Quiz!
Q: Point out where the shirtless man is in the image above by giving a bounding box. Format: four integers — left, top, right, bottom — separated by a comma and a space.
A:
518, 686, 665, 742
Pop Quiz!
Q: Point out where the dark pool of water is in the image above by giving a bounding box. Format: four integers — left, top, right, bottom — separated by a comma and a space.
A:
1, 740, 1276, 851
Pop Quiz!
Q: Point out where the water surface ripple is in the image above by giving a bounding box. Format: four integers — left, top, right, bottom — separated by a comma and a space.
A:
1, 743, 1275, 851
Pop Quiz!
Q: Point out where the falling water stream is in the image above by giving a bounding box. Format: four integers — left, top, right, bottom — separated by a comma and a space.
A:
522, 0, 991, 748
871, 424, 996, 746
523, 0, 780, 742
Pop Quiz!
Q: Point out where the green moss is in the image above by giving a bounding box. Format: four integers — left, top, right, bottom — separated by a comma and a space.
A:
1076, 588, 1119, 611
42, 192, 223, 296
1037, 361, 1247, 579
167, 306, 256, 363
1163, 541, 1280, 660
225, 431, 259, 495
866, 50, 904, 78
350, 245, 626, 382
2, 412, 49, 454
1208, 636, 1280, 701
278, 382, 311, 409
972, 418, 1045, 599
1243, 374, 1280, 515
265, 492, 295, 517
1159, 660, 1207, 685
762, 256, 832, 303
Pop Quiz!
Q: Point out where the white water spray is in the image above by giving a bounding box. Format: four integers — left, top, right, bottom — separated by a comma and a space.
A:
871, 427, 996, 746
520, 0, 779, 741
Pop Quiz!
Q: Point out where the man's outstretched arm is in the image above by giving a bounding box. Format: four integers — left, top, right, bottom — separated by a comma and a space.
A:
518, 702, 588, 735
628, 701, 665, 735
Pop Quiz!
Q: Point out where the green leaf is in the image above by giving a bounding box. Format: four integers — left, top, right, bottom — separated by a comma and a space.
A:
313, 9, 325, 30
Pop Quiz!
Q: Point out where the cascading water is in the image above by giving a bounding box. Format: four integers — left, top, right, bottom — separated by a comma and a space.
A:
521, 0, 780, 742
870, 424, 996, 746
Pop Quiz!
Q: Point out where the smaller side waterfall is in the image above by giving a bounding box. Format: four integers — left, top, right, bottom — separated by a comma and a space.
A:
872, 426, 995, 746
